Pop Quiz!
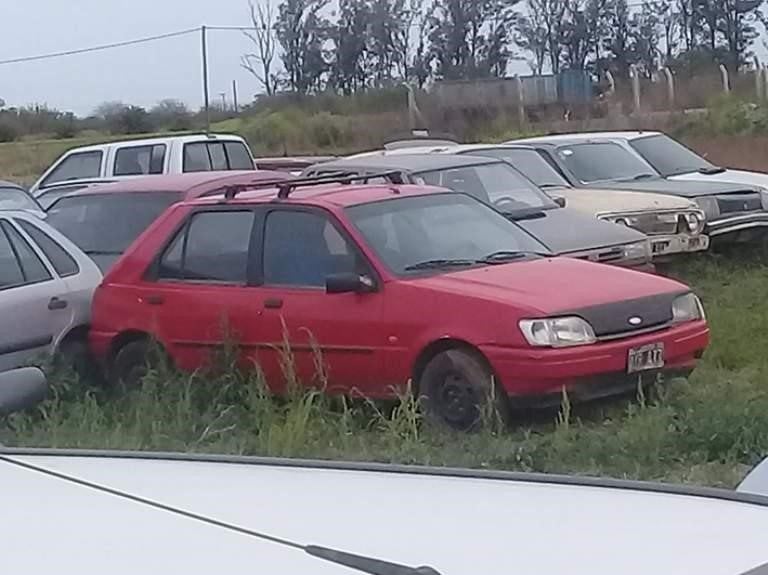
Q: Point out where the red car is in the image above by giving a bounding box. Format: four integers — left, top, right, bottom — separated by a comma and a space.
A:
89, 175, 709, 430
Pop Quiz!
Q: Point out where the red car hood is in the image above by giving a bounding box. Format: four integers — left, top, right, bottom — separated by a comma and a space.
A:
409, 257, 688, 315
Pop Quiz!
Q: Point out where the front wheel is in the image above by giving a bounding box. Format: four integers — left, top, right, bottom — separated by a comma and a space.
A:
418, 349, 508, 431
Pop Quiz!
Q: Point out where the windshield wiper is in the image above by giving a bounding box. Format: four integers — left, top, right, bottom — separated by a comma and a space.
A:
631, 173, 657, 181
404, 259, 476, 271
83, 249, 123, 255
0, 454, 442, 575
500, 206, 548, 220
537, 183, 567, 189
476, 250, 532, 264
699, 166, 726, 175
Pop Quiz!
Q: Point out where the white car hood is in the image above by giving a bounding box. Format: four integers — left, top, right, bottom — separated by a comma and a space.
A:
2, 452, 768, 575
670, 169, 768, 190
554, 187, 696, 215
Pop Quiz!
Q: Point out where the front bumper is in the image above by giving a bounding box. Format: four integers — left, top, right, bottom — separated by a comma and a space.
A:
650, 234, 709, 257
482, 320, 709, 401
706, 212, 768, 239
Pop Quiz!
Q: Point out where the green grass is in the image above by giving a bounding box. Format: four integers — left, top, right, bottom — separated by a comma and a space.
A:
3, 253, 768, 489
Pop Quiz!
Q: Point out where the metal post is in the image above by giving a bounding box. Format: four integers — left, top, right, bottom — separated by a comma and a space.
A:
219, 92, 227, 111
630, 65, 641, 114
201, 25, 210, 133
720, 63, 731, 93
663, 67, 675, 108
514, 75, 526, 128
232, 80, 239, 114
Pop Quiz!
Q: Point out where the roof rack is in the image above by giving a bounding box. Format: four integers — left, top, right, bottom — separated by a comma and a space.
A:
221, 170, 406, 201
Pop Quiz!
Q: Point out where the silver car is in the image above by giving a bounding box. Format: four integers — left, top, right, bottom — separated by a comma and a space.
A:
0, 211, 101, 371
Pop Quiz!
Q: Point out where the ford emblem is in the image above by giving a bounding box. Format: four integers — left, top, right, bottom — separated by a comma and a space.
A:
628, 316, 643, 326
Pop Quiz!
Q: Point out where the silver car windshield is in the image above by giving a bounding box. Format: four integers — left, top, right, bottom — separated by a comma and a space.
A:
629, 134, 715, 177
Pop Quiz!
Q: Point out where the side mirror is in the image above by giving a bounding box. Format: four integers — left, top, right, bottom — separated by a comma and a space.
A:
326, 273, 376, 294
0, 367, 48, 417
552, 196, 567, 208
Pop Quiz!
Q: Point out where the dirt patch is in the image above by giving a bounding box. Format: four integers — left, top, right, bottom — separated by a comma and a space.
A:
683, 135, 768, 172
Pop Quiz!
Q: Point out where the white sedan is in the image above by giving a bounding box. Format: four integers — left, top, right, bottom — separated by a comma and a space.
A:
0, 211, 101, 371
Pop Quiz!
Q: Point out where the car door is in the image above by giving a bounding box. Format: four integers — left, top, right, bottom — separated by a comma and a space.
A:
139, 208, 262, 372
251, 207, 386, 397
0, 219, 71, 371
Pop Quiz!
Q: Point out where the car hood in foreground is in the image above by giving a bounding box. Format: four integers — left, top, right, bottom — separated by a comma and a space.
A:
515, 207, 645, 253
670, 168, 768, 190
555, 187, 697, 214
588, 177, 761, 198
1, 450, 767, 575
411, 256, 685, 314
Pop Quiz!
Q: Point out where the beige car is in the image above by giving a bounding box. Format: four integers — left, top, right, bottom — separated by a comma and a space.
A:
354, 142, 709, 258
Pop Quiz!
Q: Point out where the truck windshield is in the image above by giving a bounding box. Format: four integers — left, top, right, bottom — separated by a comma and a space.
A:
629, 134, 714, 177
556, 142, 658, 183
347, 192, 548, 274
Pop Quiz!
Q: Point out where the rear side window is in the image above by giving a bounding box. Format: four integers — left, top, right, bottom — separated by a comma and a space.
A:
158, 211, 255, 283
46, 192, 181, 256
17, 219, 79, 277
114, 145, 166, 176
225, 142, 254, 169
0, 187, 42, 212
41, 151, 103, 188
0, 223, 25, 288
183, 141, 254, 173
0, 221, 52, 284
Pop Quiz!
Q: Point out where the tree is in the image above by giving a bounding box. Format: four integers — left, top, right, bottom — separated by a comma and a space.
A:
516, 0, 570, 74
368, 0, 410, 84
150, 99, 192, 132
275, 0, 331, 94
329, 0, 370, 93
241, 0, 279, 96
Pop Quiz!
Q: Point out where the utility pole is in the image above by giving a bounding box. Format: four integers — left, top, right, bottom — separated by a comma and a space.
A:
201, 25, 210, 133
219, 92, 227, 111
232, 80, 239, 114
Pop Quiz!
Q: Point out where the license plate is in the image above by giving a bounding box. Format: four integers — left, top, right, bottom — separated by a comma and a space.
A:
652, 241, 671, 254
628, 343, 665, 374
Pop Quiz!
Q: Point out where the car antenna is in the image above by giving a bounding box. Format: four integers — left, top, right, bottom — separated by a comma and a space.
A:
0, 454, 442, 575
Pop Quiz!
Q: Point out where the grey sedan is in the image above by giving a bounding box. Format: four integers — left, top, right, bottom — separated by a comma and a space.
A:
0, 211, 101, 371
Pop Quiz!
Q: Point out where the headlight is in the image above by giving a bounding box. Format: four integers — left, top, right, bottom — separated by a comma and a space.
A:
683, 210, 706, 234
623, 240, 651, 261
694, 196, 720, 220
672, 292, 705, 323
519, 316, 597, 347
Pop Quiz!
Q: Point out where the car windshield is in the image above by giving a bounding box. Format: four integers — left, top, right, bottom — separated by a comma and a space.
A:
472, 148, 571, 188
555, 142, 658, 183
0, 187, 42, 212
415, 161, 557, 212
347, 192, 548, 274
629, 134, 715, 176
46, 192, 180, 255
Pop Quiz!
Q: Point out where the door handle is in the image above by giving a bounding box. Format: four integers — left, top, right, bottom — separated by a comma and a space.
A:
264, 298, 283, 310
144, 294, 165, 306
48, 297, 68, 311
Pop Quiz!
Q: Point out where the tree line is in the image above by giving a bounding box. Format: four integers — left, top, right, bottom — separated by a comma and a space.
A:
243, 0, 767, 95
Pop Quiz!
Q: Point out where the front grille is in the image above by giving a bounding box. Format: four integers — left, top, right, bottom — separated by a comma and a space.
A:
628, 213, 679, 236
562, 291, 685, 338
575, 247, 625, 264
717, 192, 762, 215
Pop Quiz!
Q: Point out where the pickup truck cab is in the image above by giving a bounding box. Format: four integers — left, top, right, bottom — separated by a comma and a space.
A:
29, 134, 255, 198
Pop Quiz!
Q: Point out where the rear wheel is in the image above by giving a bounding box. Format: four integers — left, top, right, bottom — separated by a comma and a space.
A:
54, 337, 103, 385
418, 349, 508, 431
110, 340, 162, 390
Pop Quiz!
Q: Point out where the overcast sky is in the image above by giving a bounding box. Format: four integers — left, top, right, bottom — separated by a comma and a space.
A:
1, 0, 265, 115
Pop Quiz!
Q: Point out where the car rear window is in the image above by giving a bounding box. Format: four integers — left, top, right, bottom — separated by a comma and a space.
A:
46, 192, 181, 256
183, 141, 254, 173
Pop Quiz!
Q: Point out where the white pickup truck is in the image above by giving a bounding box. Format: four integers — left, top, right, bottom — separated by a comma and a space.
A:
30, 134, 255, 208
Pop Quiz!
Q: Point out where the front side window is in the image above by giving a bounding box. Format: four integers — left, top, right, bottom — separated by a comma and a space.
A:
225, 142, 254, 170
263, 210, 360, 288
113, 145, 166, 176
158, 211, 255, 283
41, 151, 103, 188
555, 143, 657, 183
0, 221, 52, 284
474, 148, 571, 188
17, 219, 79, 277
417, 162, 555, 211
46, 192, 181, 257
348, 193, 547, 275
629, 135, 713, 177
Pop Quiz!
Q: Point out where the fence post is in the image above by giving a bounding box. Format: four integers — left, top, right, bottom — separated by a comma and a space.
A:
720, 64, 731, 93
605, 70, 616, 96
755, 58, 763, 101
663, 67, 675, 109
630, 65, 641, 114
514, 75, 527, 129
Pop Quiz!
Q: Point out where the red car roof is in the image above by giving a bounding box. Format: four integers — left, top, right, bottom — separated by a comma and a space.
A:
189, 183, 451, 209
71, 171, 291, 199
